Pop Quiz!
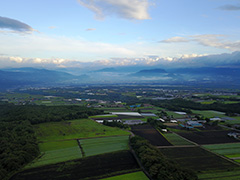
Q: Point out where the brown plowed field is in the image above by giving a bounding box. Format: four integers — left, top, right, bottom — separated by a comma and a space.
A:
131, 124, 172, 146
177, 130, 240, 145
160, 147, 238, 172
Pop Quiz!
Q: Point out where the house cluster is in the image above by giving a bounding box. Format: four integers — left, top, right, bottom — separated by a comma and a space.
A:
228, 132, 240, 140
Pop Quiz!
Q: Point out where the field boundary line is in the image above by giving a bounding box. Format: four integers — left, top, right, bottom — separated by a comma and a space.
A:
129, 143, 153, 180
171, 132, 199, 146
200, 146, 240, 167
77, 139, 85, 157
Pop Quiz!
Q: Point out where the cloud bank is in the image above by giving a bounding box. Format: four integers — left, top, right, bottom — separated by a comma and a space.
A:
0, 16, 34, 33
1, 51, 240, 69
160, 34, 240, 51
77, 0, 151, 20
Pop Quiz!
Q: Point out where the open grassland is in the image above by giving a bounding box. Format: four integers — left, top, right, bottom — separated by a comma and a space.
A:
164, 133, 194, 146
203, 143, 240, 163
101, 171, 149, 180
192, 110, 225, 118
34, 119, 130, 142
80, 136, 129, 157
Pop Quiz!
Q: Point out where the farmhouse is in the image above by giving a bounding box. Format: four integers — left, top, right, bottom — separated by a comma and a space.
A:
186, 121, 203, 128
228, 132, 240, 139
140, 113, 157, 117
210, 117, 222, 121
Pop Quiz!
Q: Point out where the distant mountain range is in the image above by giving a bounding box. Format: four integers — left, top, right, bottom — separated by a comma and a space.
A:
1, 66, 240, 90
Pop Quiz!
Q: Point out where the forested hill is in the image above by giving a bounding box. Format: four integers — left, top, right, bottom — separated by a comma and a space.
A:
0, 105, 103, 124
0, 105, 103, 180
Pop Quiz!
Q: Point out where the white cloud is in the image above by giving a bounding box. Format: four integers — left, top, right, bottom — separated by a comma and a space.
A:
160, 34, 240, 51
86, 28, 96, 31
159, 36, 190, 43
77, 0, 151, 20
1, 51, 240, 69
0, 33, 136, 60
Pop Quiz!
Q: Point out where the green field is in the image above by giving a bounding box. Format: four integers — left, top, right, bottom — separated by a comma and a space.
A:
28, 119, 130, 168
198, 169, 240, 180
89, 114, 118, 118
192, 110, 226, 118
80, 136, 129, 157
34, 119, 130, 142
165, 111, 186, 118
203, 143, 240, 163
39, 140, 78, 151
164, 133, 194, 145
25, 144, 82, 168
101, 171, 149, 180
223, 116, 240, 125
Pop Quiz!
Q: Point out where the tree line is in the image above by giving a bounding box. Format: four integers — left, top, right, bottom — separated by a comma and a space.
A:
148, 98, 240, 114
0, 104, 103, 180
130, 136, 198, 180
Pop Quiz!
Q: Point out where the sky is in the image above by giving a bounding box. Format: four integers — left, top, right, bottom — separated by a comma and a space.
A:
0, 0, 240, 68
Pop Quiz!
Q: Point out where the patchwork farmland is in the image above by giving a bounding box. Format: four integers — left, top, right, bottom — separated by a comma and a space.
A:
177, 130, 239, 145
203, 143, 240, 163
11, 151, 140, 180
131, 124, 172, 146
79, 136, 129, 157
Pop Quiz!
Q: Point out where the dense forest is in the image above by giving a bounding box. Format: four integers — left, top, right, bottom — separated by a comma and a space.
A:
0, 104, 103, 180
130, 136, 198, 180
0, 105, 103, 124
148, 98, 240, 114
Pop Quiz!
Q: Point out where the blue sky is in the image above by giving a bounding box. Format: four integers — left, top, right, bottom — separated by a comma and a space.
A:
0, 0, 240, 68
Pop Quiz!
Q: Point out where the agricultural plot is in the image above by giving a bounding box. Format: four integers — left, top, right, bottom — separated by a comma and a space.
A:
11, 151, 140, 180
192, 110, 225, 118
165, 110, 187, 118
101, 171, 149, 180
25, 145, 82, 169
80, 136, 129, 157
160, 147, 239, 178
34, 119, 130, 142
198, 169, 240, 180
177, 130, 240, 145
223, 116, 240, 125
131, 124, 172, 146
164, 133, 194, 146
203, 143, 240, 163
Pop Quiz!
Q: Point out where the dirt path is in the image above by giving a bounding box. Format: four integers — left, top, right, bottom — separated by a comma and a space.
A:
77, 139, 85, 157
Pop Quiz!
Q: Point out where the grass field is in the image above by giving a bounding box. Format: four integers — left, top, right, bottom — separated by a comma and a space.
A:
80, 136, 129, 157
203, 143, 240, 163
89, 114, 118, 118
198, 169, 240, 180
34, 119, 130, 142
29, 119, 130, 168
165, 111, 186, 118
164, 133, 194, 145
192, 110, 226, 118
101, 171, 149, 180
25, 145, 82, 168
223, 116, 240, 125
